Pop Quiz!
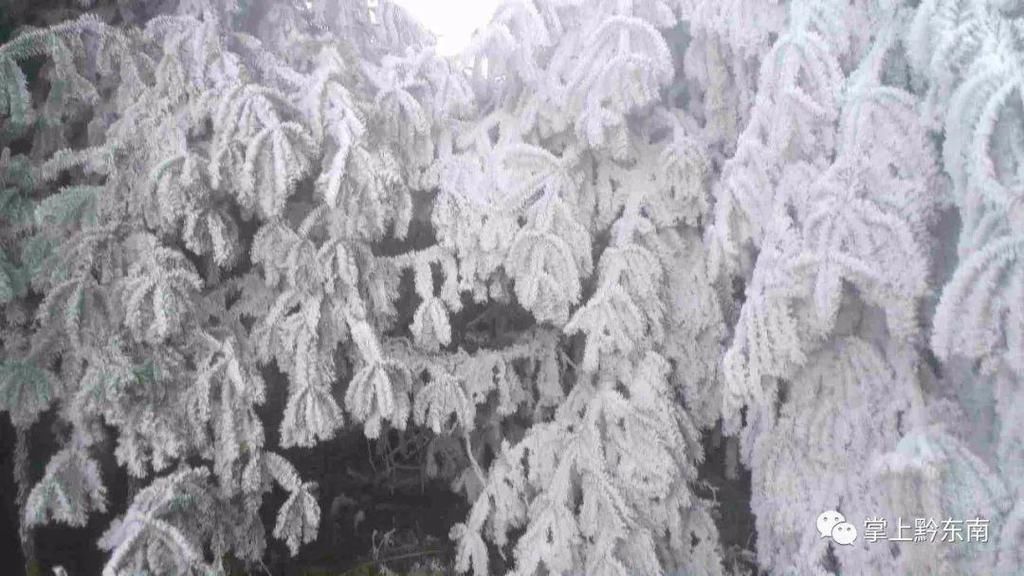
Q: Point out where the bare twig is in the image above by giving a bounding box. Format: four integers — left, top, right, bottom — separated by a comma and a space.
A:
463, 429, 487, 485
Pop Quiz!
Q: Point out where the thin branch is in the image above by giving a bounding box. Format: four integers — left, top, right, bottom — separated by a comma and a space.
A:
463, 428, 487, 485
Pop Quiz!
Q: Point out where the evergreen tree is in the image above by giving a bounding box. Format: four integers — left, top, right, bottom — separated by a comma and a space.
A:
1, 0, 1023, 575
0, 1, 453, 573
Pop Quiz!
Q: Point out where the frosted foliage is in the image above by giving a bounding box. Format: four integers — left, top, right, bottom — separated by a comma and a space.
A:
744, 339, 912, 574
0, 0, 1022, 575
443, 1, 729, 573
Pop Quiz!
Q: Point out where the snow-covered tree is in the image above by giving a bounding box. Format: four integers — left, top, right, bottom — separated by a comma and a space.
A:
910, 0, 1024, 572
441, 2, 728, 574
2, 0, 1024, 575
0, 1, 459, 574
712, 0, 1019, 574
